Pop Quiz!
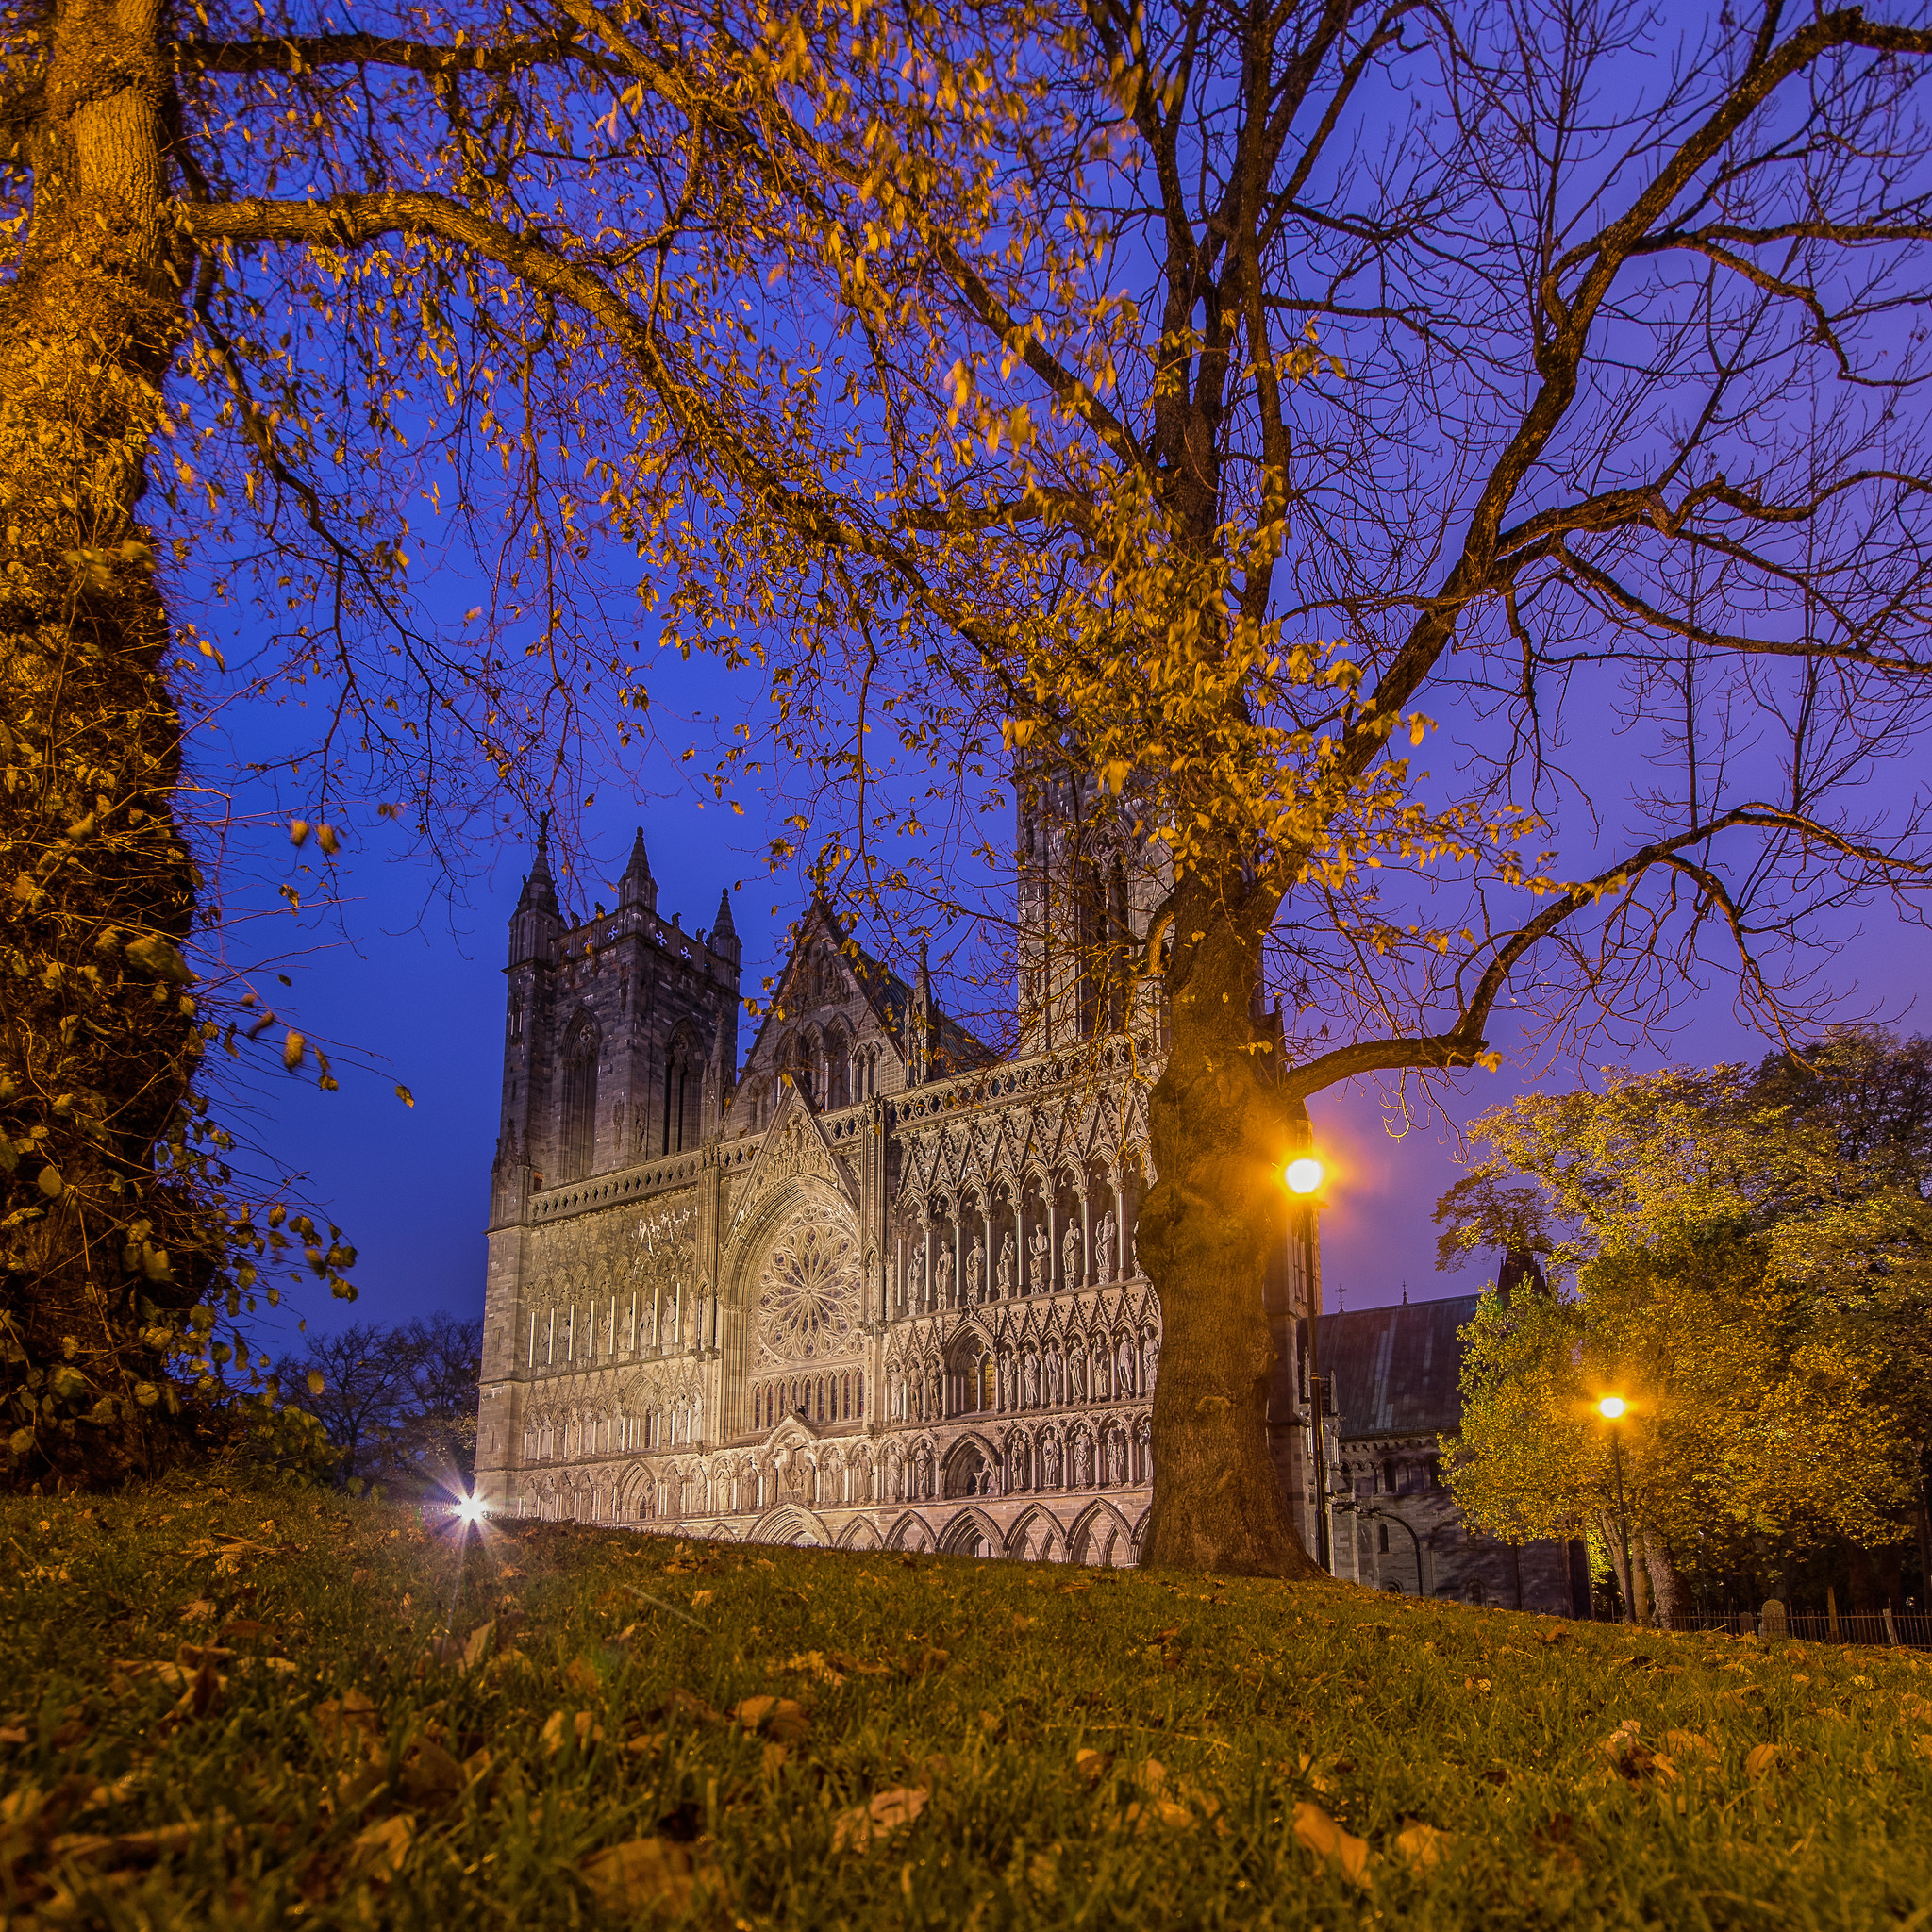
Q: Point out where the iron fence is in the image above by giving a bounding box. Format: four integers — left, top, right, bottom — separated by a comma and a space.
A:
1664, 1607, 1931, 1649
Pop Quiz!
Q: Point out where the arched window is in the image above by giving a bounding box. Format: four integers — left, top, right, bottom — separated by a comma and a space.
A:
856, 1371, 865, 1419
559, 1013, 599, 1179
841, 1373, 851, 1420
825, 1024, 851, 1109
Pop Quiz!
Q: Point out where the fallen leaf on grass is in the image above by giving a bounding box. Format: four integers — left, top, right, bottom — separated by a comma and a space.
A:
1600, 1720, 1676, 1785
581, 1837, 710, 1915
316, 1690, 381, 1755
691, 1590, 715, 1609
399, 1738, 464, 1809
831, 1786, 928, 1853
1293, 1801, 1372, 1888
47, 1818, 210, 1870
1911, 1735, 1932, 1762
1745, 1742, 1781, 1779
542, 1709, 605, 1755
176, 1600, 215, 1624
1664, 1730, 1719, 1765
1074, 1747, 1109, 1785
564, 1656, 603, 1698
732, 1696, 809, 1745
1537, 1625, 1570, 1645
347, 1814, 413, 1884
1394, 1823, 1451, 1870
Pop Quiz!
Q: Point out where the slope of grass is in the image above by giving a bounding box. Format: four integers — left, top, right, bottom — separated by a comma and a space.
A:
2, 1474, 1929, 1929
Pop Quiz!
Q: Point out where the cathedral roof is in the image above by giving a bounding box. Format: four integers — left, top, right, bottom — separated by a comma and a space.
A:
1314, 1293, 1482, 1442
738, 899, 994, 1084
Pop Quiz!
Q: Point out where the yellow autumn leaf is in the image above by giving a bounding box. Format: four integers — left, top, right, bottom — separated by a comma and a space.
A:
831, 1785, 928, 1853
1293, 1800, 1373, 1887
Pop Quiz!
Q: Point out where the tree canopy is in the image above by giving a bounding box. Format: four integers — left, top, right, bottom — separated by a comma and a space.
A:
1437, 1031, 1932, 1587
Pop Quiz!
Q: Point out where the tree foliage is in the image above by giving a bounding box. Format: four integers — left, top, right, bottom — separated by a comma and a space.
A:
1438, 1031, 1932, 1574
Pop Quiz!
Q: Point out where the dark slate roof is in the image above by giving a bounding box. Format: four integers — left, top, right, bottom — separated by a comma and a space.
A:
1314, 1293, 1482, 1442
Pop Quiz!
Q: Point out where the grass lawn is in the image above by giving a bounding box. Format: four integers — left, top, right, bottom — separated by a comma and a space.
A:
2, 1476, 1929, 1929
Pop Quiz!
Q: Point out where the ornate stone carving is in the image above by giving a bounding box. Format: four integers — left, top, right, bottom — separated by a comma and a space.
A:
755, 1201, 861, 1367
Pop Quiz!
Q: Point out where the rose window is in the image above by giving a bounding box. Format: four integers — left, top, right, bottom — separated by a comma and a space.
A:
756, 1204, 860, 1365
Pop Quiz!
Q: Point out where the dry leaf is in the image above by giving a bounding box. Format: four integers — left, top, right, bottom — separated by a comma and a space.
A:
1074, 1747, 1108, 1785
541, 1709, 604, 1754
47, 1820, 204, 1868
1601, 1720, 1676, 1784
733, 1696, 810, 1745
460, 1621, 495, 1673
1395, 1823, 1450, 1870
1538, 1625, 1571, 1645
691, 1590, 715, 1609
1745, 1742, 1781, 1779
1910, 1734, 1932, 1762
1294, 1801, 1373, 1887
581, 1837, 702, 1915
564, 1656, 602, 1697
1664, 1730, 1719, 1764
316, 1690, 380, 1755
176, 1600, 215, 1624
399, 1737, 464, 1810
831, 1786, 929, 1853
347, 1814, 413, 1884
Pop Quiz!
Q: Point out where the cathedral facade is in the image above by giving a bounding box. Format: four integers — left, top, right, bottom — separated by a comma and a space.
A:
472, 803, 1324, 1564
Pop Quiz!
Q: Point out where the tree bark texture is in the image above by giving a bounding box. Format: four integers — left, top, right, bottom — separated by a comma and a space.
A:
1138, 877, 1323, 1578
0, 0, 210, 1482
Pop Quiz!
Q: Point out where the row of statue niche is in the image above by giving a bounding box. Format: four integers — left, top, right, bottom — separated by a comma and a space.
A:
893, 1330, 1157, 1422
872, 1426, 1133, 1499
902, 1210, 1135, 1308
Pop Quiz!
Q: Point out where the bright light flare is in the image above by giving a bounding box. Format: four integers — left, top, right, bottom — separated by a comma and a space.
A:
453, 1493, 485, 1524
1596, 1395, 1627, 1421
1284, 1157, 1325, 1196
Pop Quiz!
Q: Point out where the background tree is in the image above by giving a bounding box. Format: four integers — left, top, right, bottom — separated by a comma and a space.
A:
1438, 1035, 1932, 1609
679, 0, 1932, 1576
277, 1310, 480, 1491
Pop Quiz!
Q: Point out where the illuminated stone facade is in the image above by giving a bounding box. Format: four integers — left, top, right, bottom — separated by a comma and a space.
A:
472, 810, 1325, 1562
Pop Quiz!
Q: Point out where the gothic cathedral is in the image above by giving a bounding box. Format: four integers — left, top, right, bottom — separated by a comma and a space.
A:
474, 789, 1324, 1563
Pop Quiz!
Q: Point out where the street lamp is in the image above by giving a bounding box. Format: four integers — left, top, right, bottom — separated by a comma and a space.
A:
1596, 1395, 1637, 1624
1285, 1156, 1325, 1196
1336, 1497, 1431, 1598
1285, 1151, 1331, 1572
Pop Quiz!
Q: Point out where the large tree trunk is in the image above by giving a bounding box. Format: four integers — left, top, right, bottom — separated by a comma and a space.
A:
1138, 876, 1322, 1577
0, 0, 212, 1484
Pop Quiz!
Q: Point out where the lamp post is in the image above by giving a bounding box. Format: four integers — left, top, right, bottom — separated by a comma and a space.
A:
1335, 1497, 1431, 1598
1285, 1154, 1330, 1571
1597, 1395, 1637, 1624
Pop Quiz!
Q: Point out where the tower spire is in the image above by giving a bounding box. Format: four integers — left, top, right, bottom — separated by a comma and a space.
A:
618, 825, 657, 913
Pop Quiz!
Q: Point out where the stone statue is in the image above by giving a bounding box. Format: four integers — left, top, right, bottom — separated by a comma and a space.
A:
1097, 1208, 1118, 1283
1049, 1347, 1065, 1407
1141, 1332, 1158, 1391
996, 1233, 1016, 1299
1023, 1350, 1040, 1407
1117, 1334, 1135, 1396
1008, 1438, 1027, 1491
1028, 1224, 1049, 1293
1108, 1430, 1127, 1487
1092, 1341, 1110, 1402
1074, 1432, 1092, 1487
966, 1234, 986, 1303
1043, 1432, 1062, 1486
905, 1246, 924, 1310
936, 1244, 955, 1306
1062, 1223, 1084, 1289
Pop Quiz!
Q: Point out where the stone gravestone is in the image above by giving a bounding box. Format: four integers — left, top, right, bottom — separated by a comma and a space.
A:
1760, 1597, 1788, 1641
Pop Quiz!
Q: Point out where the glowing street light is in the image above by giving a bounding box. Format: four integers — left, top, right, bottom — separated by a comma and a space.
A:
1285, 1156, 1325, 1196
1596, 1395, 1637, 1624
453, 1493, 485, 1525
